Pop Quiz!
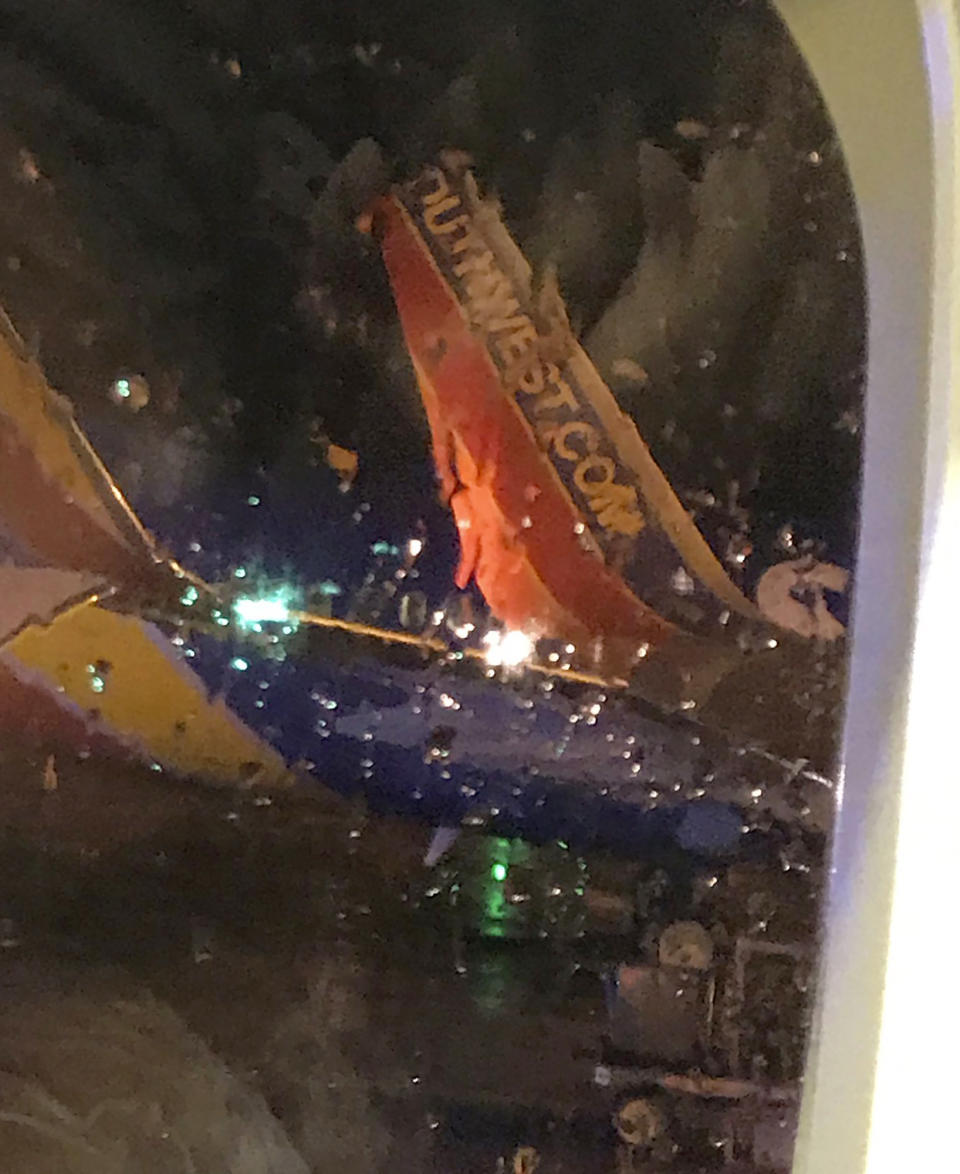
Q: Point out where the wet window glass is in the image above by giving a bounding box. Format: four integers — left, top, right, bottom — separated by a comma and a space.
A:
0, 2, 863, 1171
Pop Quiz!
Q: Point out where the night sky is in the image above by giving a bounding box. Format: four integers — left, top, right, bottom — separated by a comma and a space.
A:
0, 0, 864, 594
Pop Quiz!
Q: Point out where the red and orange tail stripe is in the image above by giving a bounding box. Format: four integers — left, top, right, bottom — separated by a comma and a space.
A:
366, 159, 768, 669
374, 190, 674, 656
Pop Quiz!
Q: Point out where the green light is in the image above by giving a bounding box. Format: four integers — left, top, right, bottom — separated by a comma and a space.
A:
491, 862, 508, 883
234, 596, 290, 626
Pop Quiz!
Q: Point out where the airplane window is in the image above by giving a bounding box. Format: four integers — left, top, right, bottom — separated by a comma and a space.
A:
0, 3, 863, 1170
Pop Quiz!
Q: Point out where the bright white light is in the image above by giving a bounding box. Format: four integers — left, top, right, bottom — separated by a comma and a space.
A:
483, 629, 534, 668
408, 537, 423, 559
234, 596, 290, 626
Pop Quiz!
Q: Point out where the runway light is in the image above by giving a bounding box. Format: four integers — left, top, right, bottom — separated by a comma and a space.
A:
483, 629, 534, 668
234, 596, 291, 626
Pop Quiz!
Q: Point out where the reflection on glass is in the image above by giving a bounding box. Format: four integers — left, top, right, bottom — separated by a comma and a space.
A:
0, 2, 862, 1171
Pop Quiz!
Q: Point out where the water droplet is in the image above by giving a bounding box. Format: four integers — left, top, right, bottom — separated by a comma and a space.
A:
109, 374, 150, 411
191, 921, 214, 963
40, 753, 59, 792
0, 917, 21, 949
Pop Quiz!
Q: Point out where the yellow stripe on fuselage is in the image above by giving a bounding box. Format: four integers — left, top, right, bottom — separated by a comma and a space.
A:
6, 601, 291, 787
